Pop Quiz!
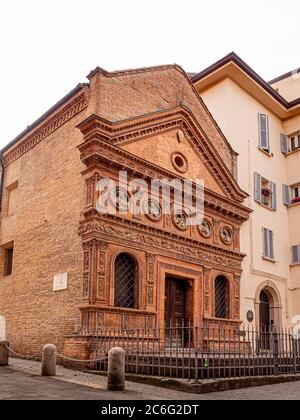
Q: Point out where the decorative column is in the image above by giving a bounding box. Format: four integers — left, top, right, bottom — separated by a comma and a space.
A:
81, 239, 108, 332
213, 220, 220, 245
233, 227, 240, 252
203, 267, 212, 317
96, 240, 108, 303
82, 240, 93, 302
85, 173, 100, 211
146, 254, 155, 310
233, 274, 241, 320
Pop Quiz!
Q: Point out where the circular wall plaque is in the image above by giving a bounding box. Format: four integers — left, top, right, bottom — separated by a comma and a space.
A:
246, 310, 254, 323
220, 226, 233, 245
198, 219, 212, 239
172, 210, 189, 231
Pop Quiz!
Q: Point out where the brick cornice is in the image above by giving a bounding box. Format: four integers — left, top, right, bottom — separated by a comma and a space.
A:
3, 91, 89, 168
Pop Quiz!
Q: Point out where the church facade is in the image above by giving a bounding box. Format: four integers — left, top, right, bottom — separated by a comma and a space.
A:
0, 64, 250, 358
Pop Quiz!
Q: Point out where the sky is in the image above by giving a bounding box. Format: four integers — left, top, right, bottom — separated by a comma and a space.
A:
0, 0, 299, 148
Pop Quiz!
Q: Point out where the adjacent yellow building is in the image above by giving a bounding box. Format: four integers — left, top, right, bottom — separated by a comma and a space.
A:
192, 53, 300, 328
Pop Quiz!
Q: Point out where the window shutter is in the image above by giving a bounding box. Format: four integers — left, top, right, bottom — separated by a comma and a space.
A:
258, 113, 270, 151
281, 134, 289, 154
263, 227, 269, 258
262, 228, 274, 259
270, 182, 277, 210
254, 172, 262, 203
269, 230, 274, 260
282, 184, 291, 206
292, 245, 300, 264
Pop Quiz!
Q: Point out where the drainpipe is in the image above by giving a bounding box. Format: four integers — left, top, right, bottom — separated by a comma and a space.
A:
0, 153, 4, 212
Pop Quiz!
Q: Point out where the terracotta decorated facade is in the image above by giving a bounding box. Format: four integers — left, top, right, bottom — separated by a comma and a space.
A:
0, 64, 250, 358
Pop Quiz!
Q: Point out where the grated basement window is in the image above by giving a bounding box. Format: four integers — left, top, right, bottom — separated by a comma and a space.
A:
215, 276, 229, 319
114, 254, 138, 309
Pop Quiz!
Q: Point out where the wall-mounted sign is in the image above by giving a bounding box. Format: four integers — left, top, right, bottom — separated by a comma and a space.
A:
246, 310, 254, 323
53, 273, 68, 292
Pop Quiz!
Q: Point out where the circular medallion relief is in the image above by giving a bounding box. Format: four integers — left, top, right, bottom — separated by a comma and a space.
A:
220, 226, 233, 245
171, 152, 188, 174
143, 199, 162, 222
110, 187, 129, 212
172, 210, 189, 231
198, 219, 212, 238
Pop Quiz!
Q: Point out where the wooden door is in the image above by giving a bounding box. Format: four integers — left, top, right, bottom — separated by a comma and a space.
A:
259, 290, 270, 350
165, 277, 187, 347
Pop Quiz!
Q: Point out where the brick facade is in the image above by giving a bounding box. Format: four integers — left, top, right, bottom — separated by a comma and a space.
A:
0, 65, 250, 359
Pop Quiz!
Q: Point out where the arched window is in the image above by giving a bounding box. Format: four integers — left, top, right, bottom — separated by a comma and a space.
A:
215, 275, 230, 319
114, 253, 138, 309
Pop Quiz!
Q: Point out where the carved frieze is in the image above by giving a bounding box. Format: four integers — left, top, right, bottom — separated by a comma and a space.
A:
79, 219, 243, 270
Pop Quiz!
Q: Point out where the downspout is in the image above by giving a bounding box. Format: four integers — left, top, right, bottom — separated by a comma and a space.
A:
0, 153, 4, 212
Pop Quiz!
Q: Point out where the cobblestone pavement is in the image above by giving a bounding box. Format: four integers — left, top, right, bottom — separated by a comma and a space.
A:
1, 359, 300, 400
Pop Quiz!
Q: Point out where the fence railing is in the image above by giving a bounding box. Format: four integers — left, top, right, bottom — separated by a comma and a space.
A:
87, 322, 300, 380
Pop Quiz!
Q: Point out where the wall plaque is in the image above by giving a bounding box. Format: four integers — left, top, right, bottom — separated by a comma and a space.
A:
53, 273, 68, 292
246, 310, 254, 323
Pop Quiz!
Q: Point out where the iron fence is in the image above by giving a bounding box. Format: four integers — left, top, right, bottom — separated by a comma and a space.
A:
86, 321, 300, 380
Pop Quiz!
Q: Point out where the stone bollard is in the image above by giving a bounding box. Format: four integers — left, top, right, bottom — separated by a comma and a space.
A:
0, 341, 9, 367
107, 347, 125, 391
41, 344, 57, 377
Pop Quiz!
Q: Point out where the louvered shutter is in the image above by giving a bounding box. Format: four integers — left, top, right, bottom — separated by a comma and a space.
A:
254, 173, 262, 203
281, 134, 289, 154
263, 228, 269, 258
258, 113, 270, 151
282, 185, 291, 206
269, 230, 274, 260
292, 245, 300, 264
270, 182, 277, 210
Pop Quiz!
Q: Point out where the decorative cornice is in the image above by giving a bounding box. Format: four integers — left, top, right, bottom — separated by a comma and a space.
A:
79, 215, 245, 271
3, 91, 89, 168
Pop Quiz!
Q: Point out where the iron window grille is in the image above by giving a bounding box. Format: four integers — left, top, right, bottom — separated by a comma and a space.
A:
114, 254, 138, 309
215, 276, 229, 319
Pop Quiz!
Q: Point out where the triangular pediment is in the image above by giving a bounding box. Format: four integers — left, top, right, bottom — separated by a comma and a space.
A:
77, 108, 247, 203
121, 124, 225, 196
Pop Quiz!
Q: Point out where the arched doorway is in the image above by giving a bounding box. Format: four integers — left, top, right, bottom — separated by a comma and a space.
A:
255, 282, 282, 329
259, 290, 271, 350
259, 290, 270, 329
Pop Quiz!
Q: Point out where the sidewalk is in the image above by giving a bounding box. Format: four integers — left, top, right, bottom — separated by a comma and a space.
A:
1, 358, 300, 400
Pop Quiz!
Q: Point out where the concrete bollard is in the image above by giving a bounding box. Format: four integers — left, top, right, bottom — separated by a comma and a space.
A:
41, 344, 57, 377
107, 347, 125, 391
0, 341, 9, 367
